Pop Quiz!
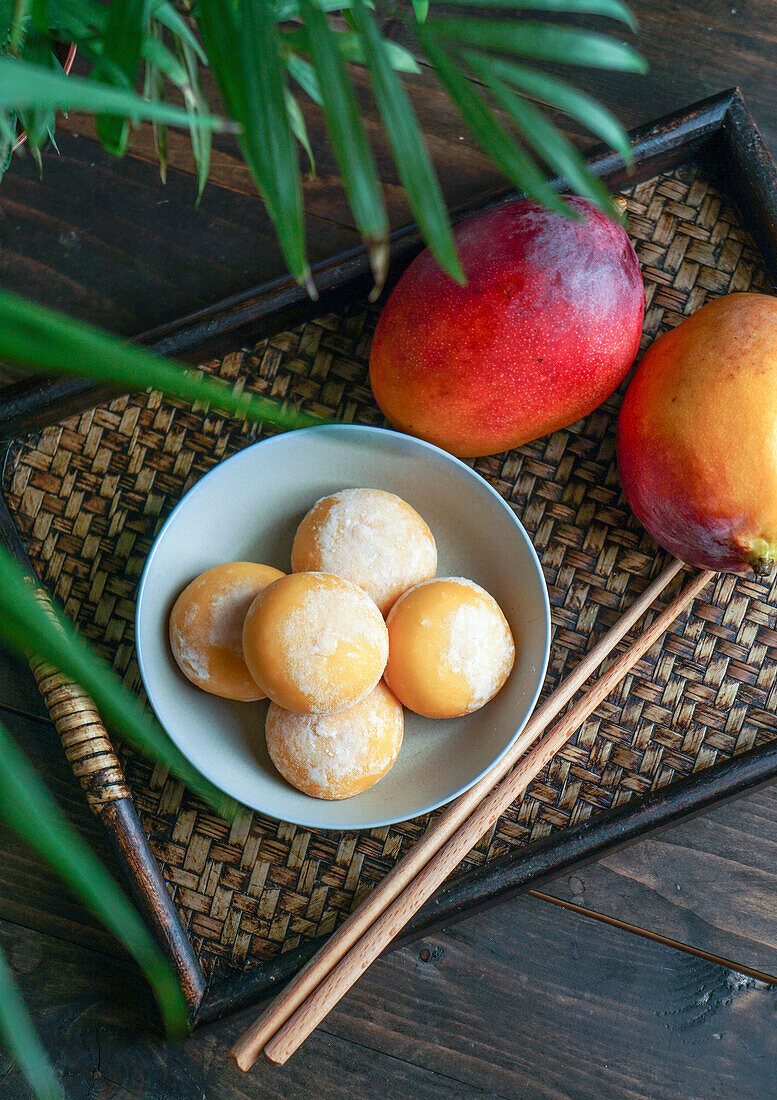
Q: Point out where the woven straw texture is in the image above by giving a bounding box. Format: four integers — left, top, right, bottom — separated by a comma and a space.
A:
4, 161, 777, 981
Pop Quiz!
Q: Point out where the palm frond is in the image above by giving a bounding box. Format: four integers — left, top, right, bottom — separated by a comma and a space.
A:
0, 286, 321, 430
350, 0, 463, 282
92, 0, 150, 155
463, 48, 616, 216
285, 86, 316, 174
0, 715, 189, 1039
299, 0, 389, 291
175, 35, 212, 199
415, 24, 571, 216
0, 57, 231, 132
430, 0, 636, 31
142, 24, 168, 181
151, 0, 206, 62
470, 58, 632, 160
422, 15, 646, 72
197, 0, 312, 289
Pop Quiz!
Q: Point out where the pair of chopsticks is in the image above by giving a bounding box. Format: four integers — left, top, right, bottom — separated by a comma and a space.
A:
231, 558, 713, 1069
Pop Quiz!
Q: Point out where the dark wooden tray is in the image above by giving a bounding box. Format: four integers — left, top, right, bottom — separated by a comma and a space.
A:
3, 88, 777, 1029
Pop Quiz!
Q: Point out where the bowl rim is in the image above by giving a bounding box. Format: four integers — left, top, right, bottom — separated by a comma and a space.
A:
135, 423, 551, 830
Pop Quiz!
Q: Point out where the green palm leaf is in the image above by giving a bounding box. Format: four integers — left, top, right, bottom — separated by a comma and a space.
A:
0, 287, 320, 431
473, 58, 631, 160
350, 0, 463, 283
0, 716, 189, 1039
197, 0, 312, 290
0, 944, 62, 1100
143, 26, 168, 181
426, 0, 636, 31
415, 25, 571, 217
0, 58, 230, 132
285, 87, 316, 174
151, 0, 206, 62
92, 0, 150, 155
464, 49, 616, 215
240, 0, 310, 286
298, 0, 389, 292
0, 551, 238, 820
424, 16, 646, 72
286, 52, 322, 104
176, 36, 212, 199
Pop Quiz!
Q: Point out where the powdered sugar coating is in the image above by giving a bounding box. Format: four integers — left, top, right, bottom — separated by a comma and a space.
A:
242, 571, 389, 714
385, 577, 515, 718
265, 681, 404, 799
291, 488, 437, 615
168, 562, 285, 701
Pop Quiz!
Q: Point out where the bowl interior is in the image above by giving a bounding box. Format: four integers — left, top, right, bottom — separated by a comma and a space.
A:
136, 425, 550, 830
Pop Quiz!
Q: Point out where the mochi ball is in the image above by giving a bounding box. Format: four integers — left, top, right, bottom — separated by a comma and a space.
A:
291, 488, 437, 615
242, 571, 389, 714
384, 577, 515, 718
168, 562, 285, 701
265, 681, 404, 799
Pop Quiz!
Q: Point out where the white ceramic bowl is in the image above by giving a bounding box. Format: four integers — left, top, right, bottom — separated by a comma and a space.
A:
135, 425, 550, 830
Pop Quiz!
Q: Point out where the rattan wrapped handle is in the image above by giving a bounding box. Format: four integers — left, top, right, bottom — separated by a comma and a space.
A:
28, 658, 130, 811
24, 587, 208, 1009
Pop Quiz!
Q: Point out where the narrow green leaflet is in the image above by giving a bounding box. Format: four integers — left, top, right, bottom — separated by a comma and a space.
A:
0, 286, 320, 430
0, 716, 189, 1039
0, 58, 231, 131
415, 26, 571, 216
412, 0, 429, 23
286, 52, 322, 105
424, 17, 647, 72
464, 49, 616, 216
141, 28, 190, 86
281, 25, 420, 74
0, 944, 62, 1100
151, 0, 206, 62
0, 553, 238, 820
285, 87, 315, 174
197, 0, 311, 288
299, 0, 389, 291
17, 28, 56, 164
176, 35, 212, 199
335, 31, 421, 74
240, 0, 310, 285
7, 0, 30, 50
0, 111, 15, 179
92, 0, 151, 155
477, 59, 631, 160
351, 0, 463, 283
427, 0, 636, 32
275, 0, 363, 18
143, 25, 167, 181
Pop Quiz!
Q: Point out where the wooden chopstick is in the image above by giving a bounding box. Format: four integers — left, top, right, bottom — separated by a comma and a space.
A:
260, 566, 714, 1065
231, 557, 687, 1070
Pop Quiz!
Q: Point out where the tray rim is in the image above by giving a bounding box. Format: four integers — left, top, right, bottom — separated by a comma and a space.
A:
2, 87, 777, 1029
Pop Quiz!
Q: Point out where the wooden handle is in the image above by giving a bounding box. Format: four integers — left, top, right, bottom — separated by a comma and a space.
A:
230, 557, 685, 1070
29, 658, 131, 810
261, 568, 714, 1065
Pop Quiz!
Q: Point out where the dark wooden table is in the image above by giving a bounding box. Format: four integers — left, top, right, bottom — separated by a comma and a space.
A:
3, 2, 777, 1095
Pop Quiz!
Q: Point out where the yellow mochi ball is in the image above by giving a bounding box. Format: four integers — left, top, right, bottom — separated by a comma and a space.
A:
384, 577, 515, 719
242, 571, 389, 714
265, 681, 404, 799
291, 488, 437, 615
168, 562, 285, 701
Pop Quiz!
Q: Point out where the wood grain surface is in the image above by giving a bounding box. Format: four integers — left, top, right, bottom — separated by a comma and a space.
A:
2, 882, 777, 1099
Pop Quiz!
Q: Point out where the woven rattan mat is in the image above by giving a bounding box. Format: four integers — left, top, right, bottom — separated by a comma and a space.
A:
5, 161, 777, 981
